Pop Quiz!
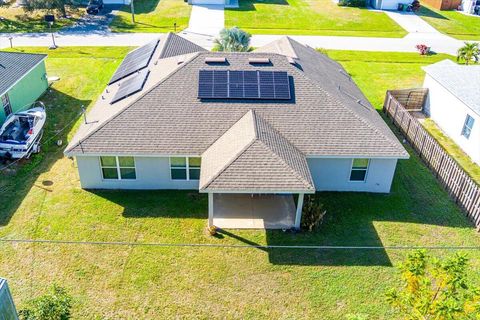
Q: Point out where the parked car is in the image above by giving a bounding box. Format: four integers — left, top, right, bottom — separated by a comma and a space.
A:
86, 0, 104, 15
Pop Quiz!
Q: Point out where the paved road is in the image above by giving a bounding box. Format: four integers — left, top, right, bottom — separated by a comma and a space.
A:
0, 6, 468, 56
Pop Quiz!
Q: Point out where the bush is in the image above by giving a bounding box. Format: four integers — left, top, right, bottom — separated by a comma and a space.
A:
301, 195, 326, 232
415, 44, 430, 55
19, 285, 73, 320
338, 0, 366, 7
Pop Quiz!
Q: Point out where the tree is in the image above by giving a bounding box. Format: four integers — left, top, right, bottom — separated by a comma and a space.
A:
24, 0, 70, 18
19, 285, 73, 320
213, 27, 251, 52
386, 250, 480, 319
457, 42, 479, 65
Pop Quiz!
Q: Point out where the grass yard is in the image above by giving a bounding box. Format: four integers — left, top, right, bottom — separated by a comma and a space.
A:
1, 48, 480, 319
225, 0, 407, 37
0, 5, 80, 33
109, 0, 191, 33
417, 5, 480, 40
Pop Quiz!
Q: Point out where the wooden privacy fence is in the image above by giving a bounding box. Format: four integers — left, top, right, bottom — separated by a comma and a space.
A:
384, 90, 480, 230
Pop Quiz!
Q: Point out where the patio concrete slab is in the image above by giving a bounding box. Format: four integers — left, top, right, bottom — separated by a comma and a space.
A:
212, 194, 296, 229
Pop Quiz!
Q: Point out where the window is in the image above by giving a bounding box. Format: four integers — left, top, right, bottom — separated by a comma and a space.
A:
349, 159, 369, 182
1, 94, 12, 117
461, 114, 475, 139
100, 156, 136, 180
170, 157, 201, 180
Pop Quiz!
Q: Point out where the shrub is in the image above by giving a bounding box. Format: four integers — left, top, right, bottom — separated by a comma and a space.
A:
301, 195, 326, 232
19, 285, 73, 320
415, 44, 430, 55
213, 27, 251, 52
338, 0, 366, 7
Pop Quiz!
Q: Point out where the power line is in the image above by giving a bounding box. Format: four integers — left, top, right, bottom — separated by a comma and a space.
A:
0, 238, 479, 250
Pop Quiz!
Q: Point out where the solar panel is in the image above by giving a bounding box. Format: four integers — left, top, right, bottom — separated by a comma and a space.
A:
108, 39, 159, 85
111, 69, 150, 104
198, 70, 291, 100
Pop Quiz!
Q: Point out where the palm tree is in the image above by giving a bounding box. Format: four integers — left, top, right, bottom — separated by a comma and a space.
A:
214, 27, 251, 52
457, 42, 480, 65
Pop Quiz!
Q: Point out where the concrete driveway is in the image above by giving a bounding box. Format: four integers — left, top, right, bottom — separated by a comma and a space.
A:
60, 5, 122, 34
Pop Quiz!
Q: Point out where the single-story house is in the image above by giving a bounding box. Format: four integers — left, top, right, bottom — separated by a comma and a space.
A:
423, 60, 480, 164
0, 52, 48, 124
0, 278, 18, 319
65, 33, 409, 229
369, 0, 406, 10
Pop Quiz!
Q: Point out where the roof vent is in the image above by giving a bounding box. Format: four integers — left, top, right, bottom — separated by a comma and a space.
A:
249, 57, 271, 64
205, 57, 227, 64
177, 55, 186, 65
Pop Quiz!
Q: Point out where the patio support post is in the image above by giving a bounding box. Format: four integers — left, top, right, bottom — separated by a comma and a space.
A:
294, 193, 304, 230
208, 193, 214, 227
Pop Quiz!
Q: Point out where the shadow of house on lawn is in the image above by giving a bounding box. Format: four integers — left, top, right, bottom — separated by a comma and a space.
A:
116, 0, 160, 14
227, 0, 289, 12
416, 6, 449, 20
0, 89, 90, 226
88, 189, 208, 219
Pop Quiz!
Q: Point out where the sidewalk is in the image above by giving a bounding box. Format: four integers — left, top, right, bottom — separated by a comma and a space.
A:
384, 11, 440, 34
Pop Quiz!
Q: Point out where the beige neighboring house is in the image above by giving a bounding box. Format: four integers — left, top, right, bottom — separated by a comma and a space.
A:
65, 33, 409, 229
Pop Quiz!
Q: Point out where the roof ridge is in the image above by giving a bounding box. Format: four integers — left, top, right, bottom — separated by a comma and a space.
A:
283, 54, 406, 155
157, 32, 173, 59
65, 52, 202, 154
254, 114, 313, 189
200, 111, 257, 190
257, 140, 313, 190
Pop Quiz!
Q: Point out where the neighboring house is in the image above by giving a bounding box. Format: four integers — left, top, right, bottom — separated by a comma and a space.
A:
423, 60, 480, 164
0, 278, 18, 320
461, 0, 480, 14
0, 52, 48, 124
420, 0, 462, 10
65, 33, 408, 229
369, 0, 406, 10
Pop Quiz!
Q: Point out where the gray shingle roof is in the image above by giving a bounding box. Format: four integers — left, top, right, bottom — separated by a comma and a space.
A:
423, 59, 480, 115
158, 32, 206, 59
200, 110, 315, 192
0, 51, 46, 95
65, 37, 408, 160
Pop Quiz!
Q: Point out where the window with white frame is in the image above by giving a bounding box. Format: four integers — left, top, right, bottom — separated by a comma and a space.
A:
100, 156, 136, 180
461, 114, 475, 139
170, 157, 201, 180
349, 159, 369, 182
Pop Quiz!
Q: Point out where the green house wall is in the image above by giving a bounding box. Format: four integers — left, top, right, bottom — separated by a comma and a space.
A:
0, 60, 48, 123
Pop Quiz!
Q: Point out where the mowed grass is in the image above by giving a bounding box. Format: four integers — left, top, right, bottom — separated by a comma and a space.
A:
0, 5, 80, 33
109, 0, 191, 33
417, 5, 480, 40
225, 0, 407, 37
1, 48, 480, 319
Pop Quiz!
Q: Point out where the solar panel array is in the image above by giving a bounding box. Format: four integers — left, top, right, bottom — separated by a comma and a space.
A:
111, 69, 150, 104
198, 70, 291, 100
108, 39, 159, 85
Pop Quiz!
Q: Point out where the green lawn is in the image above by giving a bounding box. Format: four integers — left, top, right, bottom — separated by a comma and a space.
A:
0, 5, 80, 33
1, 48, 480, 319
422, 119, 480, 184
417, 5, 480, 40
109, 0, 191, 33
225, 0, 407, 37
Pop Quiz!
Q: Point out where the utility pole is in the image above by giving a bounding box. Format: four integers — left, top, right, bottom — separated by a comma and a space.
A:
130, 0, 135, 23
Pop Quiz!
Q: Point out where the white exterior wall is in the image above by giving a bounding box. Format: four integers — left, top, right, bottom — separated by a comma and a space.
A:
76, 156, 199, 190
76, 155, 399, 193
307, 158, 398, 193
424, 75, 480, 164
379, 0, 402, 10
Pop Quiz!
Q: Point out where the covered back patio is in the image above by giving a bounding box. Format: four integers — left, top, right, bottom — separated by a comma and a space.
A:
209, 193, 303, 229
199, 110, 315, 229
